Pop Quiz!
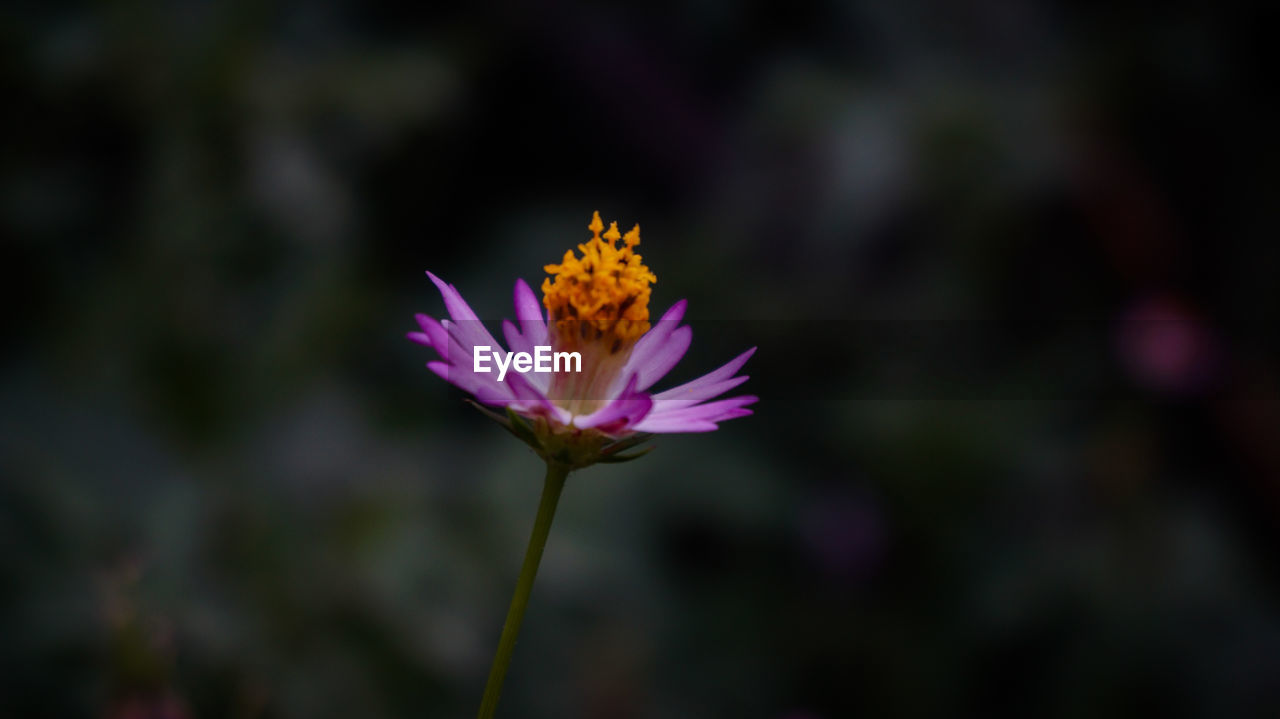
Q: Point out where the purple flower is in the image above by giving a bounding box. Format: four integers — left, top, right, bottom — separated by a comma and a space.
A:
408, 212, 755, 466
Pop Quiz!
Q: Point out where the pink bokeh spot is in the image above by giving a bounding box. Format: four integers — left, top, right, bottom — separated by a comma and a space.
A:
1117, 295, 1219, 394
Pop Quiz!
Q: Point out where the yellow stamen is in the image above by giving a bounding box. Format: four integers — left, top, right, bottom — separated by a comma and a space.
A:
542, 211, 656, 353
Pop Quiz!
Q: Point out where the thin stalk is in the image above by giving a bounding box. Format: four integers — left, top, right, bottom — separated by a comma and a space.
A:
476, 462, 570, 718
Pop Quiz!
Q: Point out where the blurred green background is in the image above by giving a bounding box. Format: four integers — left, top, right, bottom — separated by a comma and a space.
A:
3, 2, 1278, 717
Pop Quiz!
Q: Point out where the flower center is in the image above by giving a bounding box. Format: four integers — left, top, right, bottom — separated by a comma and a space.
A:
541, 212, 656, 414
542, 211, 655, 353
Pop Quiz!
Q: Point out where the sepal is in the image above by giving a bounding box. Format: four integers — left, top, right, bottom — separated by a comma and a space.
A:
596, 446, 656, 463
466, 401, 657, 470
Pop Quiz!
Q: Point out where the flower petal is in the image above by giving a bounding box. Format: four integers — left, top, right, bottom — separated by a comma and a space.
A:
629, 417, 720, 433
426, 271, 504, 354
634, 325, 692, 391
653, 374, 750, 403
500, 325, 552, 394
504, 370, 564, 417
427, 360, 513, 405
513, 278, 548, 346
573, 374, 653, 431
414, 313, 450, 352
624, 300, 687, 369
426, 271, 480, 321
502, 319, 534, 356
647, 394, 758, 420
633, 395, 757, 433
654, 346, 756, 399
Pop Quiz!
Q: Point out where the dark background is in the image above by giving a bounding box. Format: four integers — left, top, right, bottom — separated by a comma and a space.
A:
3, 1, 1278, 717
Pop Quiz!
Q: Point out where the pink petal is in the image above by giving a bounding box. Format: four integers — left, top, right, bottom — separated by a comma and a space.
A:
499, 321, 552, 393
426, 271, 480, 322
648, 395, 758, 421
632, 411, 751, 433
653, 374, 750, 403
505, 370, 558, 415
573, 375, 653, 430
655, 299, 688, 325
634, 395, 757, 433
426, 361, 512, 404
634, 325, 692, 390
654, 347, 756, 399
426, 272, 503, 353
513, 278, 548, 346
414, 313, 450, 352
502, 319, 534, 356
436, 322, 494, 367
624, 300, 687, 371
630, 417, 721, 433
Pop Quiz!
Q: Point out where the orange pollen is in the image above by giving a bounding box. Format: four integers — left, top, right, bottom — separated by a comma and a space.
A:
542, 211, 656, 353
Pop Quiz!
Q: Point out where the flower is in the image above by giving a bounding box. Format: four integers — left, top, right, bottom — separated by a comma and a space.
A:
407, 211, 756, 467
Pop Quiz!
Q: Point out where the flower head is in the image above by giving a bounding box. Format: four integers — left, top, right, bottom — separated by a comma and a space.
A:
408, 212, 756, 467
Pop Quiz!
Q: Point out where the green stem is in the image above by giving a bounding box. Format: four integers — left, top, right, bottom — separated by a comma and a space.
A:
477, 462, 570, 719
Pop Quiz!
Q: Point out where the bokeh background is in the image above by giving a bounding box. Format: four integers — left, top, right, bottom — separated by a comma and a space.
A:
4, 2, 1278, 717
